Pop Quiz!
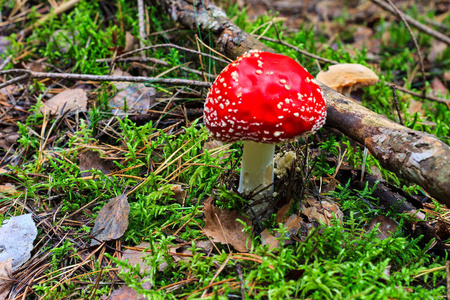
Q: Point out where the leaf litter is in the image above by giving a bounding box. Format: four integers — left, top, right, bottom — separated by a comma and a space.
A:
0, 0, 449, 299
91, 194, 130, 246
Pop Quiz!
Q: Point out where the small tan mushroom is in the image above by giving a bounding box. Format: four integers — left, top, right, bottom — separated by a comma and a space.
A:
316, 63, 379, 96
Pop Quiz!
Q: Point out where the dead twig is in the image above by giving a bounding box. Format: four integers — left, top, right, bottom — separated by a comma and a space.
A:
385, 0, 427, 93
370, 0, 450, 46
253, 35, 339, 65
116, 43, 230, 64
0, 69, 211, 89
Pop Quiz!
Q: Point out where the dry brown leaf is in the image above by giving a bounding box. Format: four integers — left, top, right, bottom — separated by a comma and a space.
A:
0, 183, 17, 196
110, 69, 155, 115
169, 185, 187, 204
79, 150, 112, 177
261, 229, 279, 250
366, 215, 398, 240
283, 214, 304, 237
203, 201, 252, 252
124, 31, 139, 52
0, 259, 13, 300
39, 89, 87, 115
102, 286, 146, 300
110, 83, 155, 115
301, 197, 343, 225
203, 140, 229, 162
276, 198, 293, 223
121, 242, 153, 273
428, 40, 447, 63
91, 194, 130, 246
430, 77, 448, 97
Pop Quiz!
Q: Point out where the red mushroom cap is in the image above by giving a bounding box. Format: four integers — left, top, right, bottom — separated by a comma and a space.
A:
204, 50, 327, 143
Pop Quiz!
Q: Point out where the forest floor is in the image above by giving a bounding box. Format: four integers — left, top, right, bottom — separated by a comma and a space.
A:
0, 0, 449, 299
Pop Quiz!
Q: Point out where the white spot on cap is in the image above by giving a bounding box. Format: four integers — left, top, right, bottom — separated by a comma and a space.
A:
279, 79, 286, 84
219, 103, 224, 109
284, 85, 291, 90
274, 131, 282, 137
294, 112, 299, 117
256, 70, 262, 75
219, 78, 225, 83
231, 71, 238, 82
257, 60, 263, 68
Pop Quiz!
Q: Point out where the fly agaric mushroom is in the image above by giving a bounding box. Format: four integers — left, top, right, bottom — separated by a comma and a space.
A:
316, 63, 379, 96
204, 50, 326, 214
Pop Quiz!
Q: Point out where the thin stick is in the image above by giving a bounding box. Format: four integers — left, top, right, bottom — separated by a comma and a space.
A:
385, 0, 427, 93
116, 43, 230, 64
253, 35, 339, 65
0, 69, 211, 88
391, 85, 404, 125
137, 0, 147, 46
370, 0, 450, 46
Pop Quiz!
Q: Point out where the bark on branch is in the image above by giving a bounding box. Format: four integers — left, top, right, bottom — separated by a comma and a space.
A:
158, 0, 450, 205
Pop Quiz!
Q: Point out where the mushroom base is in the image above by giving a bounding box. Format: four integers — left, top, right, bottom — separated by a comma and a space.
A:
239, 141, 275, 217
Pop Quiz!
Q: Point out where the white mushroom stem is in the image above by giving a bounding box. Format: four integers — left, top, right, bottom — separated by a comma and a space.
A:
238, 141, 275, 199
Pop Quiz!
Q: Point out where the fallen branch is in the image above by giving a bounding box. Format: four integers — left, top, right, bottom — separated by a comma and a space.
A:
0, 69, 210, 89
157, 0, 450, 205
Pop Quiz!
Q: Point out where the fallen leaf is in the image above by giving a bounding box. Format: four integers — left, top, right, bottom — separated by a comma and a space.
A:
79, 150, 112, 177
283, 214, 305, 237
91, 194, 130, 246
366, 215, 398, 240
276, 198, 294, 223
430, 77, 448, 97
428, 40, 447, 62
203, 140, 229, 162
301, 197, 343, 225
121, 242, 153, 273
110, 74, 155, 116
0, 183, 18, 196
169, 184, 187, 204
0, 259, 13, 300
203, 201, 252, 253
124, 31, 139, 52
102, 286, 146, 300
0, 214, 37, 270
261, 229, 279, 250
39, 89, 87, 115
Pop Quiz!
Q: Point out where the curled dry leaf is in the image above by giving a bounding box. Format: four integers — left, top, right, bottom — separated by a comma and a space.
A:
0, 214, 37, 271
39, 88, 87, 115
316, 63, 379, 95
301, 197, 343, 225
90, 194, 130, 246
203, 201, 253, 253
0, 259, 13, 300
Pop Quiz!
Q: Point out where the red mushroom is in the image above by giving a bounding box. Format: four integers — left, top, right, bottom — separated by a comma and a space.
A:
204, 50, 326, 213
